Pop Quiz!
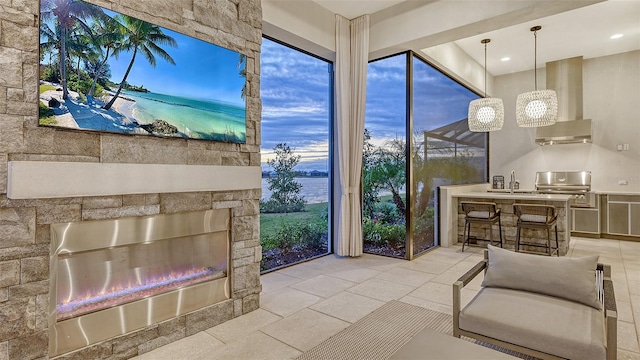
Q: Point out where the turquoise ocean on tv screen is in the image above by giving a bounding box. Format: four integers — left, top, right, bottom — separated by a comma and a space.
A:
123, 90, 246, 141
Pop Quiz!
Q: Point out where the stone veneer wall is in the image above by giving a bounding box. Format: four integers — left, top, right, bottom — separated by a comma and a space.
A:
0, 0, 262, 359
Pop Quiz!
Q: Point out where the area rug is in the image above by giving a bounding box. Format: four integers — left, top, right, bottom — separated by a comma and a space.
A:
296, 300, 537, 360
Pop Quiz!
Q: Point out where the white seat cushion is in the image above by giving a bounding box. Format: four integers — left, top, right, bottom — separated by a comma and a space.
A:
459, 287, 606, 360
520, 214, 548, 223
467, 211, 493, 219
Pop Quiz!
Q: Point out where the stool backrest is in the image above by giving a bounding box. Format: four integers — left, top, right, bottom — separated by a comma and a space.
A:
461, 201, 497, 217
513, 204, 556, 223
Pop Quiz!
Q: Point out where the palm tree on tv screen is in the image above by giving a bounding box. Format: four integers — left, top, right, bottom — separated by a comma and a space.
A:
40, 0, 102, 100
88, 15, 126, 97
103, 15, 177, 110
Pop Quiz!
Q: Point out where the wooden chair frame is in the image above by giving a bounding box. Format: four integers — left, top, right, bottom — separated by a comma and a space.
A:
513, 203, 559, 256
460, 201, 503, 252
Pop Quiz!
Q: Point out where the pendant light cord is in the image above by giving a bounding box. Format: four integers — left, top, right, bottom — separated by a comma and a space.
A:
533, 27, 538, 90
480, 38, 490, 98
484, 41, 487, 97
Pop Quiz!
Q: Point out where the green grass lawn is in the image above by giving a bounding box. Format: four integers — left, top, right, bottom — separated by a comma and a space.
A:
259, 193, 406, 240
38, 84, 57, 125
260, 202, 328, 238
39, 84, 56, 93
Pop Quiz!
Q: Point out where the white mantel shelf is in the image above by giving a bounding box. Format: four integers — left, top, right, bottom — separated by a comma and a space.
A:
7, 161, 262, 199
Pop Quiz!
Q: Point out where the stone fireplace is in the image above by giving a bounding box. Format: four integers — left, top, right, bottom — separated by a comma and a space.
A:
49, 210, 232, 356
0, 0, 263, 359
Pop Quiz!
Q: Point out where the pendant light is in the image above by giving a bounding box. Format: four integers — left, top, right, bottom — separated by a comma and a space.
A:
468, 38, 504, 132
516, 26, 558, 127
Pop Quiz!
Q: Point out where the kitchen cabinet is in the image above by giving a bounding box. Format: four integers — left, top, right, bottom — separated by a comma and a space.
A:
631, 204, 640, 236
572, 208, 600, 234
605, 195, 640, 237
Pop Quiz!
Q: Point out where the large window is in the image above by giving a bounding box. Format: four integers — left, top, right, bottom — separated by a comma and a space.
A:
363, 52, 487, 259
362, 54, 407, 258
259, 37, 332, 272
411, 54, 485, 257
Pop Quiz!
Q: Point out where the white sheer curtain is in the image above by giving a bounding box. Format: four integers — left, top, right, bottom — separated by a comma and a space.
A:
334, 14, 369, 257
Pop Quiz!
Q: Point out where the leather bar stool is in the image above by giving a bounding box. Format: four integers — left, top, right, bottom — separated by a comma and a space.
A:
513, 203, 559, 256
460, 201, 503, 252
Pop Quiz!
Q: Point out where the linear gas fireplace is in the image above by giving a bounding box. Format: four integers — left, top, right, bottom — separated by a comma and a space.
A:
48, 209, 231, 357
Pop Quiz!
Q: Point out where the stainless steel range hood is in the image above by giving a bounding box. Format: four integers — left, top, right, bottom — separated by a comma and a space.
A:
535, 56, 592, 145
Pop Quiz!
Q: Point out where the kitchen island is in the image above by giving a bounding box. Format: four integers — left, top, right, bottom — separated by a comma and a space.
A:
439, 184, 572, 255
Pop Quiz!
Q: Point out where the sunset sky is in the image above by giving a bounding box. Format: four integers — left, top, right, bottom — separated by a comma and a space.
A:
259, 38, 479, 172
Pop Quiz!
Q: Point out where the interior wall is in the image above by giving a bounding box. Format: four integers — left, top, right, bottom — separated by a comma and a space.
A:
420, 42, 491, 96
490, 50, 640, 192
262, 0, 335, 60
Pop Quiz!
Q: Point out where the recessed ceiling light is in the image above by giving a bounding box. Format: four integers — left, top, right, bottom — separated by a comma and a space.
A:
610, 33, 624, 39
501, 57, 511, 62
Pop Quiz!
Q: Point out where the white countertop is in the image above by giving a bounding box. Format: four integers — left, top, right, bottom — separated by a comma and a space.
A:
453, 191, 571, 201
594, 191, 640, 196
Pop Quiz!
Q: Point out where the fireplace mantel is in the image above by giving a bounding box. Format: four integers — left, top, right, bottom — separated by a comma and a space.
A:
7, 161, 261, 199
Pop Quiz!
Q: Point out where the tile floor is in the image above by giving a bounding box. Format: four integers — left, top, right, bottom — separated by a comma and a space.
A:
134, 237, 640, 360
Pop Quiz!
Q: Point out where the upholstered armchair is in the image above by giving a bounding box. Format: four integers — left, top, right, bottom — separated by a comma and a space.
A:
453, 246, 617, 360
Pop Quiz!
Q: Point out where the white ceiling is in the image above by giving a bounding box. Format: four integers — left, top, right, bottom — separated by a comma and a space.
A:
313, 0, 405, 20
312, 0, 640, 75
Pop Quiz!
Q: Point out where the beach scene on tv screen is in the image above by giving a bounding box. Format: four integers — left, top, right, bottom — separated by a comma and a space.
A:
38, 0, 247, 143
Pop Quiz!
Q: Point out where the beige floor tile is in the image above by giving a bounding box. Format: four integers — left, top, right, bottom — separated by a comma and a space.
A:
133, 331, 223, 360
194, 331, 301, 360
630, 280, 640, 296
420, 249, 473, 264
310, 291, 385, 323
260, 287, 320, 317
346, 278, 416, 302
574, 238, 620, 249
623, 253, 640, 262
289, 274, 356, 298
276, 262, 325, 279
326, 266, 382, 283
626, 262, 640, 271
305, 254, 352, 271
138, 237, 640, 359
349, 254, 405, 271
408, 281, 477, 307
572, 248, 619, 259
618, 349, 640, 360
617, 284, 632, 303
375, 267, 435, 287
431, 261, 483, 286
398, 258, 454, 275
260, 272, 303, 293
633, 300, 640, 345
261, 308, 350, 352
628, 270, 640, 282
618, 300, 636, 323
205, 309, 282, 344
399, 295, 453, 315
618, 321, 640, 353
309, 254, 346, 264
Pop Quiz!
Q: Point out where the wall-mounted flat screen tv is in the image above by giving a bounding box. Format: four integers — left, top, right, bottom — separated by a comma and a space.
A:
38, 0, 247, 143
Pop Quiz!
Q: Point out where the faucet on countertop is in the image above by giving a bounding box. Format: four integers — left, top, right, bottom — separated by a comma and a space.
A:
510, 170, 516, 193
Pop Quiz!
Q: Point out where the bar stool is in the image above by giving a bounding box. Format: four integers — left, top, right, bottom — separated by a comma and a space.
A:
460, 201, 503, 252
513, 204, 559, 256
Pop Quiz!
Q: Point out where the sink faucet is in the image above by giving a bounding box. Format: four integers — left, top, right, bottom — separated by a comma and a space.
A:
510, 170, 516, 193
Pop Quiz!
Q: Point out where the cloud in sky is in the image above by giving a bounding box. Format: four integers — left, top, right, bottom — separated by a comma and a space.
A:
260, 42, 480, 171
260, 38, 331, 171
102, 9, 245, 107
